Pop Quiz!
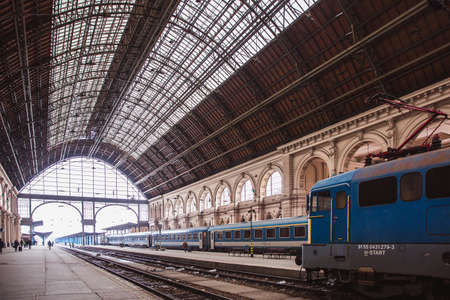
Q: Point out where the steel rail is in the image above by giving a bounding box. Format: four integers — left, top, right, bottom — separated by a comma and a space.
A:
64, 247, 235, 300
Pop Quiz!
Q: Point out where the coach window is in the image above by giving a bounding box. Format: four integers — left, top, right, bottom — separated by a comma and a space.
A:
216, 232, 223, 240
312, 190, 331, 212
188, 234, 192, 240
401, 172, 422, 201
225, 231, 232, 239
294, 226, 306, 238
255, 229, 262, 239
244, 230, 251, 239
234, 231, 241, 239
359, 176, 397, 207
335, 190, 347, 209
426, 165, 450, 199
279, 227, 290, 238
267, 228, 276, 239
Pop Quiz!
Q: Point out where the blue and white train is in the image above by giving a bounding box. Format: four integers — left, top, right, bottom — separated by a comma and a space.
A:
106, 216, 308, 254
106, 147, 449, 297
301, 147, 450, 297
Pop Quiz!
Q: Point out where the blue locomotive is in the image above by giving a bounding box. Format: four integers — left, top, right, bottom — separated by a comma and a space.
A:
301, 147, 450, 297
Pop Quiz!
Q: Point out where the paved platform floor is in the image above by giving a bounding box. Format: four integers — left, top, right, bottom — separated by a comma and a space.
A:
0, 246, 158, 300
91, 245, 301, 278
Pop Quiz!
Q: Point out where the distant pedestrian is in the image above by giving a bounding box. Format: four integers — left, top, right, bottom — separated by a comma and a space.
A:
182, 241, 188, 253
19, 240, 23, 252
13, 240, 19, 252
47, 240, 52, 250
0, 238, 4, 254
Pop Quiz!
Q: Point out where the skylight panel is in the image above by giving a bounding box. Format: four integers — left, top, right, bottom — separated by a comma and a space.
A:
99, 0, 316, 159
48, 0, 135, 149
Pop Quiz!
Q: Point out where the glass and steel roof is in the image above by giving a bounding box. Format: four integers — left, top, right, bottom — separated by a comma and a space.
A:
47, 0, 316, 158
21, 157, 146, 201
48, 0, 136, 147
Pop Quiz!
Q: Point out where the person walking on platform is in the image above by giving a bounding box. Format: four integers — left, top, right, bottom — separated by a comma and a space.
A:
47, 240, 52, 250
0, 238, 4, 254
182, 241, 188, 253
13, 240, 19, 252
19, 240, 23, 252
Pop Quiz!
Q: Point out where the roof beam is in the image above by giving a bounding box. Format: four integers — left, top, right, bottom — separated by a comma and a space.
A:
88, 0, 179, 157
140, 0, 431, 192
12, 0, 38, 174
18, 193, 147, 205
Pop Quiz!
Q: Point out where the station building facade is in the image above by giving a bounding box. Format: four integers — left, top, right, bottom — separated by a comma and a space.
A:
148, 79, 450, 231
0, 164, 20, 247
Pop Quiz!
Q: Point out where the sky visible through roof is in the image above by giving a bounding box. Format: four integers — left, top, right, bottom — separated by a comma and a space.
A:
19, 157, 146, 241
47, 0, 317, 159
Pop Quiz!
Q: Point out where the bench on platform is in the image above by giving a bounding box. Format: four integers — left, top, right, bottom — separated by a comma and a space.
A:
262, 248, 291, 259
228, 248, 249, 256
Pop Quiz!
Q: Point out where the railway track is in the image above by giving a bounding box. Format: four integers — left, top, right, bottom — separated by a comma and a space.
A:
77, 246, 336, 299
62, 247, 238, 300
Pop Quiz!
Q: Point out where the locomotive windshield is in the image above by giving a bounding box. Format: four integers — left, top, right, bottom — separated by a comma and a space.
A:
311, 190, 331, 212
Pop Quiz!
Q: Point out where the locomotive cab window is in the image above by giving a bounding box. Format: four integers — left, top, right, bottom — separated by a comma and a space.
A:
312, 190, 332, 212
335, 190, 347, 209
426, 165, 450, 199
359, 176, 397, 207
401, 172, 422, 201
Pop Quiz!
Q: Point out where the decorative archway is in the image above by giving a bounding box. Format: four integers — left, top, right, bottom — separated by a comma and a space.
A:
214, 180, 232, 207
259, 164, 283, 199
199, 187, 213, 211
234, 173, 256, 203
338, 132, 388, 173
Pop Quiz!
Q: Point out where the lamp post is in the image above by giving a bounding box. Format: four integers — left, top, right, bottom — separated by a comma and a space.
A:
248, 208, 256, 257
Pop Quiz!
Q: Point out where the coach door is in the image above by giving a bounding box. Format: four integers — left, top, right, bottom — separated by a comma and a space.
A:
198, 232, 203, 249
332, 187, 350, 243
210, 231, 215, 250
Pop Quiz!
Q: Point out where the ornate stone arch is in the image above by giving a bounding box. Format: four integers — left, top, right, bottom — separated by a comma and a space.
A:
185, 191, 198, 214
258, 163, 284, 199
294, 150, 331, 192
338, 131, 388, 173
234, 172, 256, 203
173, 196, 184, 217
164, 199, 174, 219
199, 186, 213, 211
214, 180, 232, 207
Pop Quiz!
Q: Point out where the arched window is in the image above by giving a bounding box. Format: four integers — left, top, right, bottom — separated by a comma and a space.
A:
204, 193, 212, 209
220, 187, 231, 206
266, 171, 282, 196
165, 202, 173, 218
187, 197, 196, 213
240, 180, 254, 202
174, 199, 183, 216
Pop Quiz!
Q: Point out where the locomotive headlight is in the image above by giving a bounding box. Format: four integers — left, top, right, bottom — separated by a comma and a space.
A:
443, 252, 450, 265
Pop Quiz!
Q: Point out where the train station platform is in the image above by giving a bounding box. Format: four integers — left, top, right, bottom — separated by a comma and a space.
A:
0, 246, 157, 300
90, 245, 302, 279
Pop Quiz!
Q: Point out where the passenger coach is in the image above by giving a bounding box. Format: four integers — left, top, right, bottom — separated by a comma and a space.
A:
209, 216, 308, 253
